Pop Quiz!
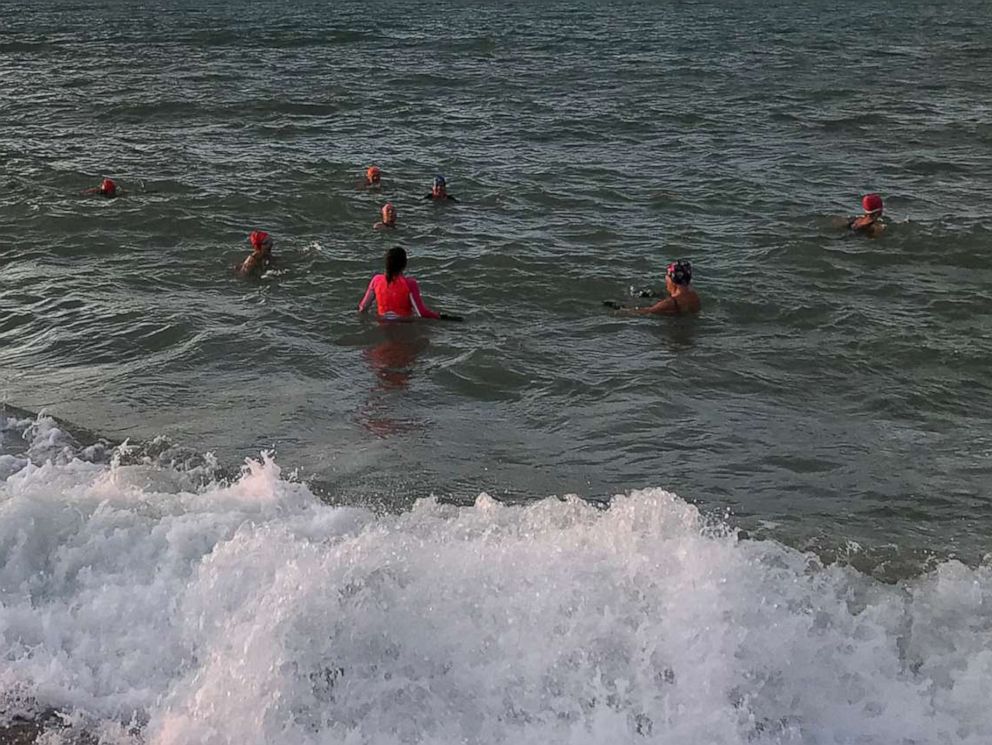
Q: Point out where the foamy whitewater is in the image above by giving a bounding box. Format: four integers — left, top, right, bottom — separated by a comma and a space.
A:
0, 414, 990, 745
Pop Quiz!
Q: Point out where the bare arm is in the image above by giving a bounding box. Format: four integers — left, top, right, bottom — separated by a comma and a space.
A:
358, 277, 376, 312
239, 254, 259, 276
621, 298, 678, 316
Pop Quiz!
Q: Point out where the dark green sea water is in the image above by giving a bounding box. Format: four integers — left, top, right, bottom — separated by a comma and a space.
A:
2, 0, 992, 568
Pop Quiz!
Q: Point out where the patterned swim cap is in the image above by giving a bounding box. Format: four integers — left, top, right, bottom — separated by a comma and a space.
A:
249, 230, 273, 250
433, 174, 446, 188
666, 259, 692, 285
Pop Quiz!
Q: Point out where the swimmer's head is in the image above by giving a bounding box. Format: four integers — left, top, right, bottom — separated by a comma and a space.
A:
385, 246, 407, 282
100, 178, 117, 196
249, 230, 273, 254
862, 193, 884, 215
666, 259, 692, 287
381, 202, 397, 226
432, 174, 447, 197
366, 166, 381, 185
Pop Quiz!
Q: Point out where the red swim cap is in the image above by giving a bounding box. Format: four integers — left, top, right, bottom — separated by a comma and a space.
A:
249, 230, 273, 250
367, 166, 381, 182
101, 178, 116, 195
862, 194, 883, 214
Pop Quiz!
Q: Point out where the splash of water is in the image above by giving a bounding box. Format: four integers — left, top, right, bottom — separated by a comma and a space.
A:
0, 415, 990, 744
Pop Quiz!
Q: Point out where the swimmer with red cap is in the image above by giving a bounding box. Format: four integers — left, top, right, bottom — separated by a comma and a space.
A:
362, 166, 382, 189
423, 174, 458, 202
848, 194, 886, 237
358, 247, 461, 321
239, 230, 275, 277
374, 202, 397, 231
82, 178, 120, 198
605, 260, 701, 315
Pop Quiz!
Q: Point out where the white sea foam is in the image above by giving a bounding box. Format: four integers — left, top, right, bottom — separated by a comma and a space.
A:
0, 416, 990, 744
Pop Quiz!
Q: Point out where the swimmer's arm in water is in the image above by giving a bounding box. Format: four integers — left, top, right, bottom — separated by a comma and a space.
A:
848, 216, 887, 237
239, 254, 259, 276
407, 278, 441, 319
614, 297, 678, 316
866, 220, 886, 238
358, 277, 376, 313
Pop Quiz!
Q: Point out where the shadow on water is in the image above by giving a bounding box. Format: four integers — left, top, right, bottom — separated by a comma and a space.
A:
356, 322, 432, 439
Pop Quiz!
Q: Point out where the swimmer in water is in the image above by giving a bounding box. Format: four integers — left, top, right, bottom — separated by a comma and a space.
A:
847, 194, 886, 238
82, 178, 120, 198
359, 246, 461, 320
606, 260, 701, 315
424, 174, 457, 202
239, 230, 274, 277
363, 166, 382, 189
374, 202, 397, 230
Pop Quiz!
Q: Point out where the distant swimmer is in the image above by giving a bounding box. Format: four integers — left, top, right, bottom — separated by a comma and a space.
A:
82, 178, 120, 198
363, 166, 382, 189
358, 247, 461, 321
847, 194, 886, 238
374, 202, 397, 230
605, 260, 701, 316
239, 230, 274, 277
424, 174, 457, 202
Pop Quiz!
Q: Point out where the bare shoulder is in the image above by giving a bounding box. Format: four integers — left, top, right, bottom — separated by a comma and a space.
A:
239, 255, 261, 276
646, 297, 678, 315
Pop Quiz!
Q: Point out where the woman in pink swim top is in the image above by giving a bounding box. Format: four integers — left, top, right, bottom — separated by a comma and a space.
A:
358, 247, 442, 320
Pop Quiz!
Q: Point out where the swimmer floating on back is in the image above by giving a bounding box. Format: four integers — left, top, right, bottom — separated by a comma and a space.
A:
239, 230, 274, 277
848, 193, 886, 238
358, 247, 461, 321
424, 175, 457, 202
82, 178, 120, 198
374, 202, 397, 230
605, 260, 701, 315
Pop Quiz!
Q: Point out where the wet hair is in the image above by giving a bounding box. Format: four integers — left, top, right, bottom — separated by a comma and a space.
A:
666, 259, 692, 286
385, 247, 407, 283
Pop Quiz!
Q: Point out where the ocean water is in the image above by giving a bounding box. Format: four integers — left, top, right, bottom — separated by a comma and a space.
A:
2, 0, 992, 741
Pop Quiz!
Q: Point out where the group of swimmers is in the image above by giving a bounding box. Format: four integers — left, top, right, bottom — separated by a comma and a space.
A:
231, 169, 465, 321
365, 168, 458, 232
83, 172, 888, 320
